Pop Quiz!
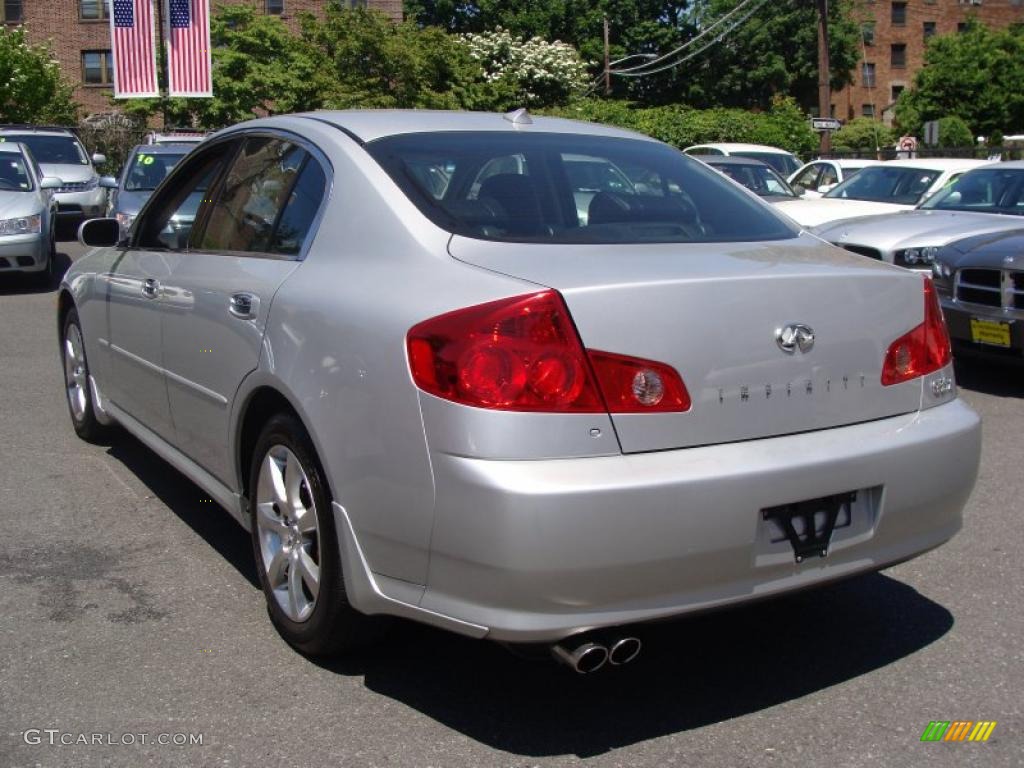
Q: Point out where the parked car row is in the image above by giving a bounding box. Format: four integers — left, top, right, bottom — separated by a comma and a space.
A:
56, 109, 982, 672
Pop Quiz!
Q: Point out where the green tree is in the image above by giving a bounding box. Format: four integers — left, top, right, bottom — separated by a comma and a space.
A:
831, 116, 894, 152
122, 5, 327, 128
0, 27, 78, 123
678, 0, 861, 110
937, 115, 974, 148
302, 6, 506, 110
896, 20, 1024, 137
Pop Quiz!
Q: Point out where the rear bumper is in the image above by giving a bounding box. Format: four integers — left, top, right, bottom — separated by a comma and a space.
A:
0, 234, 46, 272
413, 399, 980, 643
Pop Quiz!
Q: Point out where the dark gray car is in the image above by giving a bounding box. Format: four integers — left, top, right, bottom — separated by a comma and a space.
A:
103, 143, 193, 234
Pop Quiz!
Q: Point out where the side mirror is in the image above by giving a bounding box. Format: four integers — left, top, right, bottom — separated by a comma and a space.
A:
39, 176, 63, 190
91, 153, 107, 166
78, 217, 122, 248
99, 176, 118, 189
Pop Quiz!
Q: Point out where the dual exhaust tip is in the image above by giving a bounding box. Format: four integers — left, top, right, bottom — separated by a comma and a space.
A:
551, 635, 642, 674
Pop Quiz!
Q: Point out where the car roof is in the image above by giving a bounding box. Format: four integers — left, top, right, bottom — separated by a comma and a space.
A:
0, 142, 26, 154
267, 110, 657, 145
812, 158, 881, 167
0, 125, 76, 137
685, 143, 795, 155
880, 158, 991, 170
129, 142, 194, 154
702, 155, 774, 167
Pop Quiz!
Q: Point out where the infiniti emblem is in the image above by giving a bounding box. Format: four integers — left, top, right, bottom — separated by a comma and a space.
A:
776, 323, 815, 354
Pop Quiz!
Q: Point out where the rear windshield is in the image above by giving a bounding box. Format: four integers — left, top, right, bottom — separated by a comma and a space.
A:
3, 134, 88, 165
919, 168, 1024, 215
824, 165, 941, 205
710, 162, 796, 198
732, 151, 800, 176
367, 132, 797, 244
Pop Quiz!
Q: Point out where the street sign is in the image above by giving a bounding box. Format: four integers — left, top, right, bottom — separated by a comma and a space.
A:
811, 117, 842, 132
923, 120, 940, 146
899, 135, 918, 152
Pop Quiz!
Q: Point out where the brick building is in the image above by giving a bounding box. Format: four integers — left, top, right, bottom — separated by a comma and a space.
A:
2, 0, 402, 116
835, 0, 1024, 125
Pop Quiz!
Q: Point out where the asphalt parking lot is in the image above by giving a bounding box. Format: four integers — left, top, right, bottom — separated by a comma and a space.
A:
1, 240, 1021, 768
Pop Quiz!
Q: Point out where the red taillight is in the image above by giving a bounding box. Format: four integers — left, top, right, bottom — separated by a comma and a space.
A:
407, 291, 690, 413
588, 350, 691, 413
881, 277, 952, 386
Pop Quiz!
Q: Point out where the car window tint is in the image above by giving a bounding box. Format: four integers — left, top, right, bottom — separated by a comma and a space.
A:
0, 153, 33, 191
792, 165, 821, 189
819, 165, 839, 186
368, 132, 797, 244
135, 144, 234, 251
270, 157, 327, 255
198, 137, 305, 253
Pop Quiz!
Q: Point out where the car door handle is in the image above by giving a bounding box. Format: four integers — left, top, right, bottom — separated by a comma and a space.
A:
142, 278, 160, 298
229, 292, 259, 319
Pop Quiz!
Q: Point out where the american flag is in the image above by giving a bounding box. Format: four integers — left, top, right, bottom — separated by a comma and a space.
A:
110, 0, 159, 98
166, 0, 212, 97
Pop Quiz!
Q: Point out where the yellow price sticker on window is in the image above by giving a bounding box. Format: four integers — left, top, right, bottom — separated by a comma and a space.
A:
138, 154, 154, 165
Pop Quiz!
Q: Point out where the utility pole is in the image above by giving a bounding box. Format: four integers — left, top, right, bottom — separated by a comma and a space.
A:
816, 0, 831, 155
603, 16, 611, 96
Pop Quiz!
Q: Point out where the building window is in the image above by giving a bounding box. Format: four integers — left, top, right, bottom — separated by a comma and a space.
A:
891, 2, 907, 26
862, 22, 875, 45
891, 43, 907, 68
958, 22, 969, 33
81, 50, 114, 85
861, 62, 876, 87
891, 84, 905, 102
863, 104, 876, 118
79, 0, 108, 20
2, 0, 23, 23
923, 21, 936, 39
264, 0, 283, 14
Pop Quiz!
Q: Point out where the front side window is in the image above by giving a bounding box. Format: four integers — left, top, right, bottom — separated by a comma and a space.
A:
819, 165, 840, 186
792, 164, 823, 190
825, 166, 942, 205
123, 151, 186, 191
3, 134, 88, 165
368, 132, 797, 244
0, 151, 33, 191
82, 50, 114, 85
920, 169, 1024, 215
197, 137, 307, 253
136, 143, 235, 250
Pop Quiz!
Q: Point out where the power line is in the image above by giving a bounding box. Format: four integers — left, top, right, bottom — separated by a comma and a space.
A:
612, 0, 771, 78
610, 0, 766, 76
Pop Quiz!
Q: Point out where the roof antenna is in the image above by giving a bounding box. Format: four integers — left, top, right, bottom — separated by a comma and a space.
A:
503, 108, 533, 126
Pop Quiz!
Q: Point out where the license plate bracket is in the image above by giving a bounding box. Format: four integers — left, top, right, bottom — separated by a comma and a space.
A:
761, 491, 857, 563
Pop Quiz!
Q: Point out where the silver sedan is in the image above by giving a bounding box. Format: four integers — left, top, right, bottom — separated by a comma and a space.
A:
59, 111, 981, 672
0, 142, 60, 283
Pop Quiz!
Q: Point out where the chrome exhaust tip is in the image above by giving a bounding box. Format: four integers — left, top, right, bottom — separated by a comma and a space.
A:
608, 636, 642, 666
551, 640, 609, 674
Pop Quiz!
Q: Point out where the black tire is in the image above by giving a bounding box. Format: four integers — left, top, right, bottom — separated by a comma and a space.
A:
249, 413, 375, 656
61, 308, 110, 442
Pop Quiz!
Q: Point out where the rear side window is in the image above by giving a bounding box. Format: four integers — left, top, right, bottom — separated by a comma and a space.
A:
270, 157, 327, 255
367, 132, 797, 244
198, 137, 307, 254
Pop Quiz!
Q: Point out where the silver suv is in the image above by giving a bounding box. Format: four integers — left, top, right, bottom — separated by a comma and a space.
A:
0, 125, 107, 228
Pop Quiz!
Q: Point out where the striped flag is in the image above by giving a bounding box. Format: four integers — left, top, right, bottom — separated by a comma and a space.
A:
110, 0, 159, 98
166, 0, 212, 97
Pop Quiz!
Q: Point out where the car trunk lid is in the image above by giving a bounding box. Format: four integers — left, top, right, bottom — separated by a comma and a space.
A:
449, 234, 925, 453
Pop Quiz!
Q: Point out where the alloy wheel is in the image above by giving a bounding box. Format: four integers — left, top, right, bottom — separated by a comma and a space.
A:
63, 324, 88, 422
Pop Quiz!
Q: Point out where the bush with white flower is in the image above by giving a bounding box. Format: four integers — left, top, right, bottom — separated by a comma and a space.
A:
461, 28, 589, 108
0, 26, 78, 123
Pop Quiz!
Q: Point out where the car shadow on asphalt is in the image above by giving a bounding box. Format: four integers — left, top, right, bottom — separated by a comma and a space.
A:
104, 433, 259, 589
100, 430, 954, 758
954, 355, 1024, 398
315, 572, 952, 757
0, 252, 74, 296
